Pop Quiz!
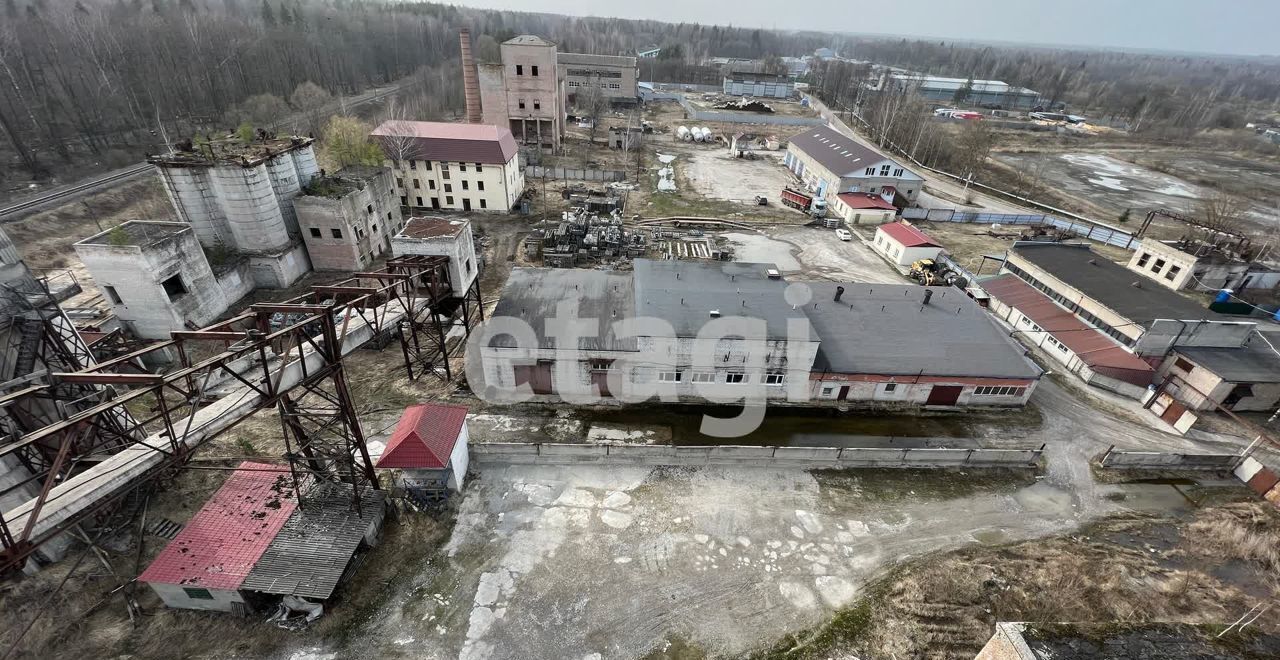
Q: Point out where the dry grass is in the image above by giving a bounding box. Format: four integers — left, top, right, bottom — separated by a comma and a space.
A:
757, 501, 1280, 660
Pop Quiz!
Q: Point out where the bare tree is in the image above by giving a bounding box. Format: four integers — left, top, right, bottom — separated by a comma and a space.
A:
578, 81, 607, 145
373, 97, 422, 167
1198, 192, 1248, 235
290, 81, 332, 134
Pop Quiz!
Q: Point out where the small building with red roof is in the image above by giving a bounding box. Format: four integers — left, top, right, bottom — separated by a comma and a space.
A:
376, 403, 471, 493
138, 462, 298, 612
832, 191, 898, 226
872, 221, 944, 267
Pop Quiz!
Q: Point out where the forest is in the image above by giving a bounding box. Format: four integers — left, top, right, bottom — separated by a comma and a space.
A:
2, 0, 1279, 188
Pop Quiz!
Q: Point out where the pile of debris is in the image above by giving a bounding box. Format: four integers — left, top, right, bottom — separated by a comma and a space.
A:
561, 183, 625, 214
529, 208, 646, 268
713, 98, 775, 113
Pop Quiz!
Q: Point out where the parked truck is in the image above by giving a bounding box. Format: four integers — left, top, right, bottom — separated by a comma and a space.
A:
780, 187, 827, 218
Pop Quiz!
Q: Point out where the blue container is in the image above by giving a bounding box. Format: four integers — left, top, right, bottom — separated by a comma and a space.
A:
1215, 289, 1233, 303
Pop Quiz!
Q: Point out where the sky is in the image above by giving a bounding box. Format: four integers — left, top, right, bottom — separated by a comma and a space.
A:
442, 0, 1280, 58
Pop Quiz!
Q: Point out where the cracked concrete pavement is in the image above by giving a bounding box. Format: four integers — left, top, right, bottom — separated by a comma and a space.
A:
287, 377, 1249, 660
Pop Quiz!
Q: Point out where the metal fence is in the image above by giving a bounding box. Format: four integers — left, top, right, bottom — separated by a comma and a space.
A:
525, 166, 627, 182
901, 208, 1139, 250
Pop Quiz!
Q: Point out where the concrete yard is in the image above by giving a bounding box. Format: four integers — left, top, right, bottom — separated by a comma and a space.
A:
682, 149, 801, 209
720, 226, 906, 283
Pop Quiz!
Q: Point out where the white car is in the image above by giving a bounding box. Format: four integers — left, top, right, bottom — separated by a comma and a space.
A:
834, 228, 852, 241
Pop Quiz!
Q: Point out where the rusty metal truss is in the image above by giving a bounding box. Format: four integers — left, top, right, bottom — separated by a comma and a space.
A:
1, 256, 478, 572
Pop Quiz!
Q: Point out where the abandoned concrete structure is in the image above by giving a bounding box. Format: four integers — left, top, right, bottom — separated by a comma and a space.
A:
1126, 236, 1278, 292
391, 217, 479, 296
559, 52, 639, 106
74, 222, 251, 339
478, 35, 565, 150
371, 121, 525, 213
295, 166, 404, 271
148, 135, 318, 288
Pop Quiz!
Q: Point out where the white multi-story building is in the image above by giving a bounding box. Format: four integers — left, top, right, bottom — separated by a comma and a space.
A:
371, 121, 525, 214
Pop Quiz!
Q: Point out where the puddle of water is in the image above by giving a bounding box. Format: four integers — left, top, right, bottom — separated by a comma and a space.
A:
1012, 482, 1076, 516
1098, 483, 1195, 514
573, 406, 996, 446
972, 529, 1008, 545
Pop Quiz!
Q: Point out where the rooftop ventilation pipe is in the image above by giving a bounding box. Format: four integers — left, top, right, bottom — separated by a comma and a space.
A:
834, 285, 845, 302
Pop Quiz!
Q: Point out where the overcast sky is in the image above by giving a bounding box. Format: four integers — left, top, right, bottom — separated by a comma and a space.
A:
444, 0, 1280, 57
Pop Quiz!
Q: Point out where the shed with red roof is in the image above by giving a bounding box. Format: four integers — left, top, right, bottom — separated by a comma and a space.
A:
833, 192, 898, 226
376, 403, 471, 492
872, 221, 944, 266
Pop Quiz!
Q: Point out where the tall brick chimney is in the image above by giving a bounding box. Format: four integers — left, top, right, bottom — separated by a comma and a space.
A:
459, 28, 482, 124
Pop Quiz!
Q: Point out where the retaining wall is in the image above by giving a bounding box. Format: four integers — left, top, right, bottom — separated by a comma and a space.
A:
1098, 448, 1239, 470
471, 443, 1042, 468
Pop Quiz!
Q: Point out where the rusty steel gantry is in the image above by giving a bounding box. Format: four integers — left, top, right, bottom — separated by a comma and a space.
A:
0, 255, 480, 573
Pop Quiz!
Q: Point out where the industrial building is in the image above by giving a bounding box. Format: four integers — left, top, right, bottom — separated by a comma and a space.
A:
1125, 236, 1279, 292
74, 221, 252, 339
1000, 243, 1249, 357
371, 120, 525, 213
391, 216, 480, 298
984, 273, 1157, 396
295, 166, 404, 271
803, 282, 1043, 406
784, 127, 923, 204
722, 72, 794, 98
138, 462, 386, 613
477, 35, 566, 151
148, 135, 318, 289
558, 52, 639, 106
832, 191, 898, 226
1155, 333, 1280, 413
871, 222, 943, 267
474, 260, 1041, 408
888, 73, 1042, 110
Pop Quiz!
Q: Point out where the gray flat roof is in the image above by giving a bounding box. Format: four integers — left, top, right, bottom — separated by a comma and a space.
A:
633, 259, 816, 341
800, 282, 1043, 380
1178, 338, 1280, 383
1011, 243, 1219, 326
489, 268, 637, 351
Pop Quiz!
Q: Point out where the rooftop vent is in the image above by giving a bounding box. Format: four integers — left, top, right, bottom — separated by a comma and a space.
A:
766, 269, 781, 279
834, 285, 845, 302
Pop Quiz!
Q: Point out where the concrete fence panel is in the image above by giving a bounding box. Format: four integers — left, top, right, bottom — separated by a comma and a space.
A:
837, 448, 910, 466
1099, 449, 1239, 470
773, 447, 841, 462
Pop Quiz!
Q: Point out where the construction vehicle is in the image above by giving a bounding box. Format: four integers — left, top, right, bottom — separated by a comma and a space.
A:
780, 187, 827, 218
908, 259, 963, 286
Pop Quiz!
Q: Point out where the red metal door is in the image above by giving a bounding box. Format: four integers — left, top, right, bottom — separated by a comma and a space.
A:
925, 385, 962, 406
1160, 400, 1187, 426
514, 361, 554, 395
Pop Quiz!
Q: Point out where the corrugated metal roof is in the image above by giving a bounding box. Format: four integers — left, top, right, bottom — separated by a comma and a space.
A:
633, 259, 817, 341
240, 485, 386, 600
878, 222, 940, 248
489, 268, 638, 351
376, 403, 468, 469
788, 127, 907, 178
370, 121, 518, 165
1176, 339, 1280, 384
139, 462, 297, 590
984, 275, 1155, 377
837, 193, 896, 211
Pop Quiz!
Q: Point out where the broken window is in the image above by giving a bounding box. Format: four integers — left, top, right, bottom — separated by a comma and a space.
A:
1152, 258, 1166, 273
396, 177, 403, 188
531, 65, 539, 76
475, 163, 483, 172
518, 99, 526, 109
459, 164, 466, 172
516, 64, 523, 75
332, 228, 343, 239
309, 227, 321, 238
103, 285, 122, 304
429, 180, 436, 190
1136, 252, 1150, 267
416, 197, 423, 206
400, 196, 408, 206
412, 179, 420, 189
409, 160, 417, 170
366, 204, 373, 214
533, 100, 541, 110
161, 274, 187, 300
1165, 265, 1182, 281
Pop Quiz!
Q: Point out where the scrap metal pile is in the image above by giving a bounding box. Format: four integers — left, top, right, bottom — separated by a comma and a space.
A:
712, 98, 775, 113
531, 208, 646, 268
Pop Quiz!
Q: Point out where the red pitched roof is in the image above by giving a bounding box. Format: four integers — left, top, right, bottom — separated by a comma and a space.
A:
370, 120, 518, 165
983, 275, 1155, 381
139, 462, 297, 590
837, 192, 897, 211
877, 222, 940, 248
376, 403, 468, 469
